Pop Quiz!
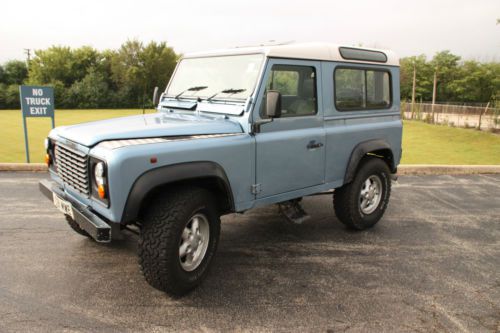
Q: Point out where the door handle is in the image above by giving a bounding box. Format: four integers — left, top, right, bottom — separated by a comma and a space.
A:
307, 141, 324, 150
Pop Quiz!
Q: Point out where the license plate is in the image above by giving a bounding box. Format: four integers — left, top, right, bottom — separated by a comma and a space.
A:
53, 193, 75, 219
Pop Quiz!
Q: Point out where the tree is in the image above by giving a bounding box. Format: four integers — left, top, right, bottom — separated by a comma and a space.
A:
399, 55, 433, 101
21, 41, 178, 108
1, 60, 28, 85
28, 46, 101, 86
0, 65, 5, 84
70, 46, 102, 84
29, 46, 75, 86
109, 40, 145, 107
67, 68, 111, 108
0, 83, 7, 108
140, 41, 178, 104
0, 84, 22, 109
110, 40, 178, 107
449, 61, 500, 103
0, 61, 28, 108
399, 50, 499, 104
28, 46, 103, 108
430, 51, 461, 102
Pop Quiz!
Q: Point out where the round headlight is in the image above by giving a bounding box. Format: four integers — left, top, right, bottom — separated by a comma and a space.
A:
94, 162, 105, 186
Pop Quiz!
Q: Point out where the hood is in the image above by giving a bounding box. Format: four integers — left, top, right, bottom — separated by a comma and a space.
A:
53, 112, 243, 147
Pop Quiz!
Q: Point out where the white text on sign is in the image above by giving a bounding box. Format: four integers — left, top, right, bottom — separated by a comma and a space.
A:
25, 89, 51, 115
29, 107, 49, 115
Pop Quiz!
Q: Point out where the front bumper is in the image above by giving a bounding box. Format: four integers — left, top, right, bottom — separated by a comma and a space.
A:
39, 179, 112, 243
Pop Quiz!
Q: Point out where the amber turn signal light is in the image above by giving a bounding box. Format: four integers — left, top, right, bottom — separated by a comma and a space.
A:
44, 154, 51, 166
97, 184, 106, 199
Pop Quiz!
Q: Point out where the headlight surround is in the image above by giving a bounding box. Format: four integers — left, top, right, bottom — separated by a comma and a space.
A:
94, 162, 105, 186
44, 138, 56, 170
90, 158, 109, 207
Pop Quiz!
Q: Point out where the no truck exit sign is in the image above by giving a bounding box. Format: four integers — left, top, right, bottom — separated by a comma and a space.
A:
19, 85, 54, 117
19, 85, 55, 163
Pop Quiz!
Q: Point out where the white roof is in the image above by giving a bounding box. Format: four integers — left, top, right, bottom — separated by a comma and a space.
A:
183, 42, 399, 66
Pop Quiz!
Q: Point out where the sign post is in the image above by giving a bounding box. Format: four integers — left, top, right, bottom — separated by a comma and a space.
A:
19, 85, 55, 163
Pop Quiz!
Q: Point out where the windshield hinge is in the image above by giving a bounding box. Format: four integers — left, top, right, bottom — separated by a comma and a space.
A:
251, 184, 261, 195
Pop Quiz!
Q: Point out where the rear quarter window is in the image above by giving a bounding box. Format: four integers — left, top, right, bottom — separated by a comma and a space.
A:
334, 67, 392, 111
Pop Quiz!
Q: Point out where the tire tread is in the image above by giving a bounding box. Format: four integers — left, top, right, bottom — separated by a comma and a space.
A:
334, 157, 391, 230
138, 186, 219, 296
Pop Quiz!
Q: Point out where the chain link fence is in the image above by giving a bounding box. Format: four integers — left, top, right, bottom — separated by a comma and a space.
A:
401, 101, 500, 132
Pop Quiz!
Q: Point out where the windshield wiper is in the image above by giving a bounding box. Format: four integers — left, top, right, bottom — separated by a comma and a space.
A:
175, 86, 208, 99
206, 88, 246, 101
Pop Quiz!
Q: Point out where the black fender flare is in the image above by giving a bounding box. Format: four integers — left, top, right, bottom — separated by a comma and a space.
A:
344, 139, 395, 184
121, 161, 234, 224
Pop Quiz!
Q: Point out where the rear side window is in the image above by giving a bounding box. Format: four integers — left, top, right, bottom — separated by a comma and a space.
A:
261, 65, 317, 117
334, 68, 391, 111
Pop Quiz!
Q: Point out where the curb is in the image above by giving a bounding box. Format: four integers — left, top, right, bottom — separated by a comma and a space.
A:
0, 163, 48, 172
0, 163, 499, 175
397, 164, 500, 175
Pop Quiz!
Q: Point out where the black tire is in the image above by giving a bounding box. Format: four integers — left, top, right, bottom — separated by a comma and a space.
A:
334, 157, 391, 230
138, 187, 221, 296
65, 216, 92, 238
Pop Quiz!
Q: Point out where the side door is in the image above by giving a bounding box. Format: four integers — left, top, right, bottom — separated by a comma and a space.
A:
253, 58, 325, 198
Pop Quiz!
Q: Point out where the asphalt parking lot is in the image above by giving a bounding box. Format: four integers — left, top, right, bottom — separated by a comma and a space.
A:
0, 172, 499, 332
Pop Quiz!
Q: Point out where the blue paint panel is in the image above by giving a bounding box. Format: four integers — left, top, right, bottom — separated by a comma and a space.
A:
46, 55, 402, 223
321, 61, 402, 184
56, 112, 243, 146
48, 132, 255, 222
252, 58, 325, 198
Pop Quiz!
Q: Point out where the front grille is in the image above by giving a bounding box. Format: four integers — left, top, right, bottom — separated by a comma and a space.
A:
55, 143, 90, 195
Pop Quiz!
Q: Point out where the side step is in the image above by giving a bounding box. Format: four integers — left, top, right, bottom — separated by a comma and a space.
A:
278, 199, 310, 224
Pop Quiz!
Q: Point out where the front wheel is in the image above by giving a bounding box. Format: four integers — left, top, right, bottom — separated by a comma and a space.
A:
138, 187, 221, 296
334, 157, 391, 230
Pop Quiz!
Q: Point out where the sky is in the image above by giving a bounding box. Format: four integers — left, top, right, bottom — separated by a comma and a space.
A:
1, 0, 499, 63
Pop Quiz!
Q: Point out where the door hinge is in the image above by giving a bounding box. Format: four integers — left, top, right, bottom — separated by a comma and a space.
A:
251, 184, 261, 195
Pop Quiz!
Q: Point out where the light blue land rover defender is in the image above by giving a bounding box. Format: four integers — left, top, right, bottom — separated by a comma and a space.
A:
39, 43, 402, 296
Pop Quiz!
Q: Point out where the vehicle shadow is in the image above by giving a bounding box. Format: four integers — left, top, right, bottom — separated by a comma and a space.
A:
174, 196, 387, 304
70, 195, 390, 314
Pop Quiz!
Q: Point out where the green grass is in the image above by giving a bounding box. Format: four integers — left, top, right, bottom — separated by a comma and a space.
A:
0, 110, 499, 164
401, 121, 500, 164
0, 109, 154, 163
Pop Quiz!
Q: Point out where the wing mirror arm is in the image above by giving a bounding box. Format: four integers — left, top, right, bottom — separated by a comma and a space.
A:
152, 86, 160, 107
252, 91, 282, 134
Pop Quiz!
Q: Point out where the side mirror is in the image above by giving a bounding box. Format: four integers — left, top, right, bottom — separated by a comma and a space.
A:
266, 90, 282, 118
152, 86, 160, 106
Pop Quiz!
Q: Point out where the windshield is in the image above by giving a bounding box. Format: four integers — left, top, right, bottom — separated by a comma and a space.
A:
166, 54, 264, 101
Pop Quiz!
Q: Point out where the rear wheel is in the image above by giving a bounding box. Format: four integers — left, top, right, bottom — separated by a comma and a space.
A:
138, 187, 221, 296
334, 157, 391, 230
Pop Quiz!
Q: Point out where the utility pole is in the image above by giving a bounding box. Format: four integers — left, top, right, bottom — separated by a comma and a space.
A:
24, 48, 31, 70
411, 62, 416, 119
431, 66, 438, 123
